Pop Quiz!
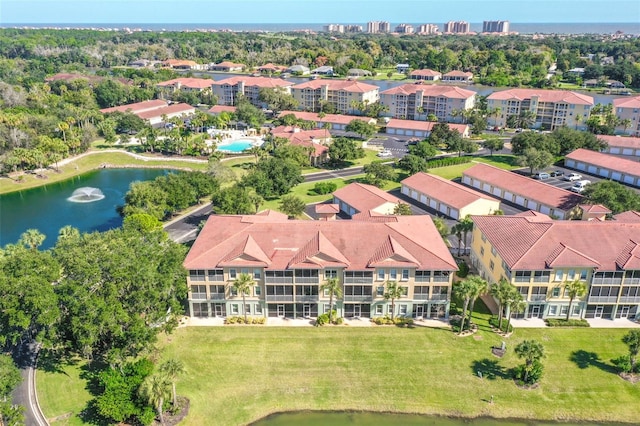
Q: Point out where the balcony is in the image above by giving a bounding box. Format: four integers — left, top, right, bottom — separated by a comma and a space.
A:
619, 296, 640, 303
588, 296, 618, 303
344, 278, 373, 284
265, 295, 294, 302
294, 277, 319, 284
265, 277, 294, 284
414, 294, 430, 300
530, 295, 547, 302
296, 295, 319, 302
344, 295, 373, 302
209, 293, 226, 300
430, 295, 448, 301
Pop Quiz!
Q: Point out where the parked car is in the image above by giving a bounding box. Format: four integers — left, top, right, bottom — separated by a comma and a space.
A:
570, 180, 591, 193
533, 172, 550, 180
377, 149, 393, 158
565, 173, 582, 181
550, 170, 564, 177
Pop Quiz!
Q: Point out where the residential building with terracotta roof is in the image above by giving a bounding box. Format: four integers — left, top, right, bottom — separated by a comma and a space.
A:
487, 88, 594, 131
208, 61, 245, 72
578, 204, 611, 221
332, 183, 402, 218
211, 76, 293, 108
613, 95, 640, 136
256, 63, 288, 74
409, 69, 442, 81
615, 211, 640, 223
290, 79, 380, 114
470, 214, 640, 320
461, 163, 583, 219
441, 71, 473, 83
599, 135, 640, 157
401, 172, 500, 220
156, 77, 213, 99
100, 100, 195, 125
270, 126, 331, 165
380, 84, 476, 122
564, 149, 640, 188
100, 99, 169, 115
183, 212, 457, 320
385, 119, 470, 138
278, 111, 376, 131
208, 105, 237, 115
162, 59, 204, 70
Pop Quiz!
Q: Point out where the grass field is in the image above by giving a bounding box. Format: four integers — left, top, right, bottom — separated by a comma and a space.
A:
38, 322, 640, 426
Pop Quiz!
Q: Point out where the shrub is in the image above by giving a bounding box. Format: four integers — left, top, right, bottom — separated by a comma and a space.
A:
513, 360, 544, 385
316, 310, 340, 326
544, 318, 590, 327
611, 355, 633, 373
225, 316, 265, 325
425, 157, 471, 168
372, 316, 414, 326
310, 181, 337, 195
489, 315, 513, 333
450, 317, 476, 333
456, 261, 469, 278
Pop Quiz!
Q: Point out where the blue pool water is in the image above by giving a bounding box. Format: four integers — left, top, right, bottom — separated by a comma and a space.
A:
217, 139, 257, 153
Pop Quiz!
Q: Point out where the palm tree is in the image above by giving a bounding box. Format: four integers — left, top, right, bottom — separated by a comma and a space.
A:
459, 216, 474, 255
233, 273, 255, 324
432, 217, 450, 243
453, 279, 474, 335
139, 373, 172, 425
514, 339, 545, 383
384, 280, 405, 320
19, 229, 45, 250
57, 225, 80, 243
320, 277, 342, 323
563, 279, 587, 321
451, 223, 464, 256
466, 276, 488, 325
505, 291, 525, 334
620, 118, 632, 134
622, 330, 640, 373
159, 359, 186, 408
247, 145, 263, 164
490, 279, 514, 330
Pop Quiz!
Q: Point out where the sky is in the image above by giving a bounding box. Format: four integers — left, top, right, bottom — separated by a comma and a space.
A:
1, 0, 639, 24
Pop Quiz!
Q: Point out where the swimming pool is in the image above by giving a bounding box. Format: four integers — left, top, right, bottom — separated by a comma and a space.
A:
217, 139, 259, 153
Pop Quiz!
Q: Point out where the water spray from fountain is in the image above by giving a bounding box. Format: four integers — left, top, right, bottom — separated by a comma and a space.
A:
67, 187, 105, 203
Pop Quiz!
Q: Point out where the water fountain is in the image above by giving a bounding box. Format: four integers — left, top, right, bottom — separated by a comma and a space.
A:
67, 187, 105, 203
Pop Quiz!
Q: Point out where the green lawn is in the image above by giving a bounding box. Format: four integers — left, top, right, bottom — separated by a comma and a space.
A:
38, 326, 639, 426
37, 360, 91, 426
427, 155, 520, 180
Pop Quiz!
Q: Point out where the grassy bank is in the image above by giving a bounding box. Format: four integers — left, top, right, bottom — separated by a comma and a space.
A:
38, 325, 639, 426
0, 151, 208, 195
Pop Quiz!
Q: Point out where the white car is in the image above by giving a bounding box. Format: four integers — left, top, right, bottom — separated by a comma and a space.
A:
570, 180, 591, 193
564, 173, 582, 181
377, 149, 393, 158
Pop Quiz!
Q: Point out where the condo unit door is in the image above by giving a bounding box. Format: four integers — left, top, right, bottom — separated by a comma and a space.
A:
213, 303, 225, 317
353, 305, 361, 318
528, 304, 542, 318
277, 304, 285, 317
619, 305, 630, 318
594, 305, 604, 318
303, 304, 311, 318
415, 305, 424, 318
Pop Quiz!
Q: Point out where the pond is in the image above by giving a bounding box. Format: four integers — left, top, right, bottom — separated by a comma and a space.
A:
251, 411, 621, 426
0, 168, 170, 249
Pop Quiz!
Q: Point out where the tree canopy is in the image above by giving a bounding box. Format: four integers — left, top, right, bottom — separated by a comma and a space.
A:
582, 181, 640, 214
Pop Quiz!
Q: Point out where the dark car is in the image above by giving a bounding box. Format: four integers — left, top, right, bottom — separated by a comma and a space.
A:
550, 170, 564, 177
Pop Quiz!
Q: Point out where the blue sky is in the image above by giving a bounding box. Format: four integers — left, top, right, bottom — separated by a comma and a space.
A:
1, 0, 639, 24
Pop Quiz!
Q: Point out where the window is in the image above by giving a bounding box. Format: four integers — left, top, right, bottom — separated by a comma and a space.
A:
572, 305, 580, 316
294, 269, 319, 282
376, 286, 385, 296
229, 269, 237, 280
567, 269, 575, 280
560, 305, 568, 316
254, 286, 261, 296
481, 233, 486, 243
533, 271, 550, 282
480, 247, 485, 256
231, 304, 239, 315
208, 269, 224, 281
399, 305, 408, 315
255, 304, 263, 314
295, 285, 319, 296
209, 285, 225, 298
491, 246, 497, 256
344, 271, 373, 284
515, 271, 531, 283
390, 269, 397, 280
592, 271, 623, 285
377, 269, 385, 281
625, 270, 640, 284
432, 271, 449, 282
245, 304, 251, 314
580, 269, 588, 280
190, 270, 206, 282
253, 269, 262, 280
376, 305, 384, 315
549, 305, 558, 316
552, 287, 560, 297
230, 287, 238, 297
415, 271, 430, 282
190, 285, 207, 300
554, 271, 563, 282
265, 270, 294, 283
401, 269, 409, 281
489, 260, 495, 271
325, 269, 338, 279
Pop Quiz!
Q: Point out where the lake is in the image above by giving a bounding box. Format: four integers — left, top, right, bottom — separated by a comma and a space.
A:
0, 168, 170, 250
251, 411, 625, 426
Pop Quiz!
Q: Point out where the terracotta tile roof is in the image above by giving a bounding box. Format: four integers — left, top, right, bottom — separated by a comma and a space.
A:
278, 111, 375, 126
443, 71, 473, 77
614, 211, 640, 222
211, 75, 292, 89
487, 88, 594, 106
271, 126, 328, 145
565, 149, 640, 177
598, 135, 640, 150
333, 182, 401, 214
291, 139, 329, 157
163, 59, 199, 68
257, 63, 288, 71
315, 204, 340, 214
156, 78, 213, 89
100, 99, 168, 114
579, 204, 612, 214
184, 214, 457, 271
410, 69, 442, 77
381, 84, 475, 99
463, 163, 584, 211
212, 61, 245, 68
208, 105, 237, 114
386, 118, 469, 135
613, 95, 640, 109
136, 103, 195, 120
401, 172, 498, 209
291, 79, 379, 93
472, 214, 640, 270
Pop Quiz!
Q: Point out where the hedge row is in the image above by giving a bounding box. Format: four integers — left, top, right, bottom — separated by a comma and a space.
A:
425, 157, 472, 168
544, 318, 590, 327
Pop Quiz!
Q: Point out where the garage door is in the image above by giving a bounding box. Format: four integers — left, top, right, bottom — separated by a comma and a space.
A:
462, 176, 471, 185
429, 199, 437, 209
406, 130, 414, 136
575, 163, 586, 171
623, 175, 635, 184
622, 148, 633, 156
420, 194, 427, 204
515, 195, 525, 206
401, 186, 409, 195
388, 128, 397, 135
397, 129, 405, 136
492, 187, 502, 197
439, 204, 448, 215
539, 205, 551, 215
450, 209, 459, 219
504, 191, 514, 202
482, 183, 491, 192
598, 168, 609, 177
565, 159, 575, 168
610, 147, 621, 154
587, 165, 597, 174
611, 172, 622, 181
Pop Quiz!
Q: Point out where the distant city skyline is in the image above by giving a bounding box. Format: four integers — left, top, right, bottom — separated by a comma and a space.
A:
2, 0, 639, 24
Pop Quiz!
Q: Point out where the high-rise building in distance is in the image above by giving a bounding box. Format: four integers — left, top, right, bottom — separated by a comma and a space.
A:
367, 21, 390, 33
483, 20, 510, 34
417, 24, 439, 34
395, 24, 414, 34
443, 21, 470, 34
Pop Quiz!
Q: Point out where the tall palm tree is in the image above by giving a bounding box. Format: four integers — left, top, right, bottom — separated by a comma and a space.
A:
453, 279, 474, 335
159, 359, 186, 408
514, 339, 545, 383
320, 277, 342, 323
233, 273, 255, 324
622, 330, 640, 373
384, 280, 405, 320
490, 279, 515, 330
505, 298, 526, 335
451, 224, 464, 256
459, 216, 474, 255
19, 229, 45, 250
466, 276, 488, 325
139, 374, 172, 425
563, 279, 587, 321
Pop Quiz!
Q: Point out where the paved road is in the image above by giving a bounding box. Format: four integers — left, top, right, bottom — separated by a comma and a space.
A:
11, 341, 49, 426
304, 166, 366, 182
164, 203, 213, 243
